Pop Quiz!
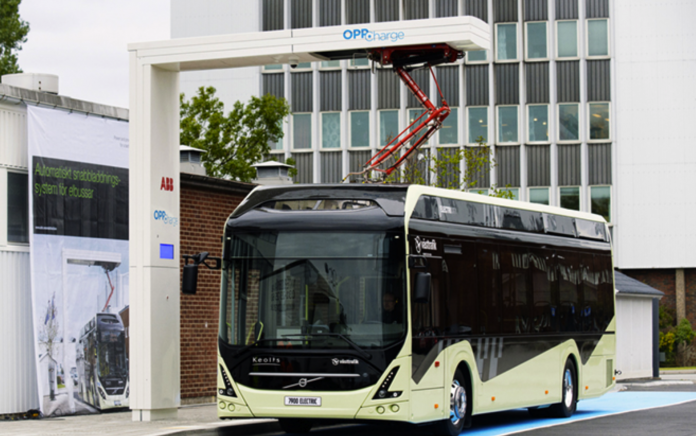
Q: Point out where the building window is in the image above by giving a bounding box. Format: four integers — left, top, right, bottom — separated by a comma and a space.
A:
525, 22, 548, 60
467, 50, 487, 63
469, 188, 490, 196
468, 107, 488, 144
409, 108, 428, 145
587, 19, 609, 57
293, 62, 312, 71
589, 102, 610, 141
350, 57, 369, 68
529, 187, 549, 205
350, 111, 370, 148
496, 23, 518, 61
558, 103, 579, 142
263, 64, 284, 71
269, 120, 284, 150
321, 112, 341, 149
497, 106, 519, 144
560, 187, 580, 211
293, 113, 312, 149
320, 60, 341, 69
380, 110, 399, 147
528, 104, 549, 143
591, 186, 611, 222
439, 107, 458, 145
8, 172, 28, 244
556, 20, 578, 58
501, 187, 519, 200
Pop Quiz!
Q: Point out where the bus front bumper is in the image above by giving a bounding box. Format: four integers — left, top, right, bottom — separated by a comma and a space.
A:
218, 385, 410, 421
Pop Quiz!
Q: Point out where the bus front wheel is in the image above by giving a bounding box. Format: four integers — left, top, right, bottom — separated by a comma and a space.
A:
278, 418, 313, 434
431, 369, 469, 436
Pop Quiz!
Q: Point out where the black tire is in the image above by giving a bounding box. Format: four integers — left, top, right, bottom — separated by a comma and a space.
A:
431, 369, 469, 436
278, 418, 313, 434
549, 359, 577, 418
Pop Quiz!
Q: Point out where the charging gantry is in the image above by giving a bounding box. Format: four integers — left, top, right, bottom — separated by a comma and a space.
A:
344, 44, 463, 182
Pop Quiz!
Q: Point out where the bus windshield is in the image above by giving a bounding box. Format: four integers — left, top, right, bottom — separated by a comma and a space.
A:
97, 331, 127, 379
220, 231, 406, 350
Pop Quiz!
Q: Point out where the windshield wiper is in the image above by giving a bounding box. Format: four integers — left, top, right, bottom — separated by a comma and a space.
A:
283, 333, 372, 360
233, 338, 286, 358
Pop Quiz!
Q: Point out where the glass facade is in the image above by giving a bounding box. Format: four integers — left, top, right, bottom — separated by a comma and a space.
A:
557, 21, 578, 58
528, 105, 548, 143
591, 186, 611, 222
529, 187, 549, 205
293, 113, 312, 149
559, 104, 580, 141
321, 113, 340, 148
467, 50, 487, 62
589, 103, 610, 140
526, 22, 547, 59
440, 108, 458, 144
380, 110, 399, 147
350, 111, 370, 147
468, 107, 488, 144
498, 106, 518, 143
588, 19, 609, 57
560, 187, 580, 211
8, 172, 28, 244
496, 23, 518, 61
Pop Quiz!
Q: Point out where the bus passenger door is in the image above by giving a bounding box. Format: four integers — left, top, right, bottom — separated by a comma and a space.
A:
410, 251, 445, 390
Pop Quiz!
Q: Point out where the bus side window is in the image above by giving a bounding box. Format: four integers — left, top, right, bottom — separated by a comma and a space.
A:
531, 249, 558, 333
501, 246, 531, 335
477, 244, 502, 334
558, 251, 581, 332
443, 240, 477, 336
580, 254, 599, 332
596, 254, 614, 331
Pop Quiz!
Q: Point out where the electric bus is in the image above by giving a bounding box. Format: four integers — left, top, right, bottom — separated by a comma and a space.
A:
184, 184, 615, 435
76, 312, 129, 410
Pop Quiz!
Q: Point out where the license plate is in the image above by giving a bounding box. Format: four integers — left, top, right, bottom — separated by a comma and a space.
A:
114, 400, 121, 407
284, 396, 322, 407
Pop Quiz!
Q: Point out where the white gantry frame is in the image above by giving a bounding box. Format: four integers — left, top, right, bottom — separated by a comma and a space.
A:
127, 16, 489, 421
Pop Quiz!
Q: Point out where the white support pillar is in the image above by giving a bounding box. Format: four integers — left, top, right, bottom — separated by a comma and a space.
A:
129, 57, 181, 422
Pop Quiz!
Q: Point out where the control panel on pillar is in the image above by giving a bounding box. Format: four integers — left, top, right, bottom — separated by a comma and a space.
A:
150, 150, 179, 266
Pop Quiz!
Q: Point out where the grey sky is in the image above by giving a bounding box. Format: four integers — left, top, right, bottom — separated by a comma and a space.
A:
18, 0, 170, 109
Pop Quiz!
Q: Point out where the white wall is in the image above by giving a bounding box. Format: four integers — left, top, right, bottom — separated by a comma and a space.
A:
171, 0, 261, 110
614, 0, 696, 269
615, 294, 655, 380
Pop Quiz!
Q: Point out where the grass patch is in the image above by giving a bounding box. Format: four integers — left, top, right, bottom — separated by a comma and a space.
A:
660, 367, 696, 371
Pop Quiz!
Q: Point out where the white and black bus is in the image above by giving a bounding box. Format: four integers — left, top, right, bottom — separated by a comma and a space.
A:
184, 184, 615, 435
75, 312, 129, 410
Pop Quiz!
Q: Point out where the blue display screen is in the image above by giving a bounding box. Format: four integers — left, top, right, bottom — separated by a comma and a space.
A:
159, 243, 174, 259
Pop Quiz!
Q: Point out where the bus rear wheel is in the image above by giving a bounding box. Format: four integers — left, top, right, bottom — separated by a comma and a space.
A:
278, 418, 313, 434
431, 369, 469, 436
550, 359, 577, 418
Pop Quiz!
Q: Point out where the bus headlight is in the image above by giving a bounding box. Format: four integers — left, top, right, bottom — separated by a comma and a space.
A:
126, 386, 129, 398
98, 387, 107, 400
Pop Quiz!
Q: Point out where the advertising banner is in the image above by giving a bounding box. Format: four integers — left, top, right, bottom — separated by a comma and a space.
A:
28, 106, 129, 416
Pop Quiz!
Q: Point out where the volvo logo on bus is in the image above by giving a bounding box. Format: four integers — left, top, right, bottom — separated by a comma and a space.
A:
415, 236, 437, 254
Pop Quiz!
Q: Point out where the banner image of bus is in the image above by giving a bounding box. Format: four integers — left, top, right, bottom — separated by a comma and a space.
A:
75, 313, 129, 410
186, 185, 615, 435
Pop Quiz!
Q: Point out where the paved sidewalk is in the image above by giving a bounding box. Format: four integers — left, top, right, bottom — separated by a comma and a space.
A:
1, 403, 274, 436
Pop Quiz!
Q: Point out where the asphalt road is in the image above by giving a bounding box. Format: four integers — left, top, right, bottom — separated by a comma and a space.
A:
177, 382, 696, 436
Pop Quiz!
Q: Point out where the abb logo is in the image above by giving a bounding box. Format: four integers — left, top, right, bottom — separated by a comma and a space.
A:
160, 177, 174, 192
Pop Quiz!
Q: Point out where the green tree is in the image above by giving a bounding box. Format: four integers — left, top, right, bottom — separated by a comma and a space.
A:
383, 136, 514, 199
180, 86, 290, 182
0, 0, 30, 76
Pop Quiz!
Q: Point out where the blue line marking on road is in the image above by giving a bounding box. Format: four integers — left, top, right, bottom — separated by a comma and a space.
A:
464, 392, 696, 436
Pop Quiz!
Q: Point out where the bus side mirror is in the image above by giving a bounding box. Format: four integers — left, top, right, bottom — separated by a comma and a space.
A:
414, 272, 431, 303
182, 263, 199, 295
182, 252, 222, 295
